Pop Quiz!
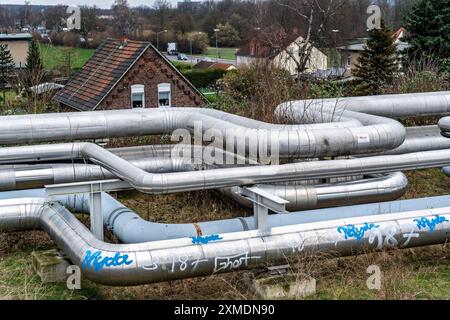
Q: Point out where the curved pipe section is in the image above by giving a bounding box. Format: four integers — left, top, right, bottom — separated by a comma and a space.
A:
1, 197, 449, 286
1, 142, 450, 194
0, 107, 405, 157
438, 116, 450, 138
372, 126, 450, 155
223, 172, 408, 211
276, 91, 450, 119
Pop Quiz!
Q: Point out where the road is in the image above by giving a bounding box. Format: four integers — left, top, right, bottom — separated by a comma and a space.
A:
163, 53, 236, 65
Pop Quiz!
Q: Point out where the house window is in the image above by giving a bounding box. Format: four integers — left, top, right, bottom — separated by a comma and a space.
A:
158, 83, 171, 107
131, 84, 145, 108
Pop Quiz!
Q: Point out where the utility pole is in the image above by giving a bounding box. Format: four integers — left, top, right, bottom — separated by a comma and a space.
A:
213, 28, 220, 61
156, 29, 167, 51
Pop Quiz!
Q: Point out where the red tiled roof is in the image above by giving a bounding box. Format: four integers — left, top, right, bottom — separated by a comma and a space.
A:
211, 62, 235, 70
393, 27, 406, 40
54, 38, 149, 111
193, 61, 235, 70
193, 61, 215, 69
236, 29, 301, 59
54, 38, 206, 111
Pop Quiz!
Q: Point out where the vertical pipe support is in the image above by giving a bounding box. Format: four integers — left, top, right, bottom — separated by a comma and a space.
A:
45, 179, 132, 240
238, 186, 289, 231
89, 184, 103, 241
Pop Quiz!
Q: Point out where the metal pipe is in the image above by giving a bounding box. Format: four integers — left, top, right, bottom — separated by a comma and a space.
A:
2, 189, 447, 244
1, 197, 449, 286
276, 91, 450, 119
223, 172, 408, 211
1, 142, 449, 194
372, 126, 450, 155
0, 107, 405, 157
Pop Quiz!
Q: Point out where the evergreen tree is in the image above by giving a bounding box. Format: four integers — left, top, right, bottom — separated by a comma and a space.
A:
0, 44, 15, 102
24, 39, 44, 88
353, 20, 398, 95
404, 0, 450, 72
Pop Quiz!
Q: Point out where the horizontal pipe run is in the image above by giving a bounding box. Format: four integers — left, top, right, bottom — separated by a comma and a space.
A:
223, 172, 408, 211
2, 189, 450, 244
371, 125, 450, 155
1, 197, 449, 285
2, 142, 450, 194
276, 91, 450, 119
0, 106, 405, 157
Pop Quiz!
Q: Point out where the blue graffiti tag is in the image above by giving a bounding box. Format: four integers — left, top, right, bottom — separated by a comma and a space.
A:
337, 223, 380, 240
413, 215, 449, 232
191, 234, 223, 245
82, 250, 133, 272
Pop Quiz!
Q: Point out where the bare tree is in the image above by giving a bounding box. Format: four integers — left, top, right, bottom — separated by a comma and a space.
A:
152, 0, 171, 31
255, 0, 347, 75
112, 0, 133, 35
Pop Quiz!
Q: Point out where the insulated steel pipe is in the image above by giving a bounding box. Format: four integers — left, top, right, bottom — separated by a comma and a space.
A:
0, 107, 406, 157
276, 91, 450, 119
1, 197, 449, 285
0, 158, 193, 190
0, 160, 407, 211
373, 126, 450, 155
223, 172, 408, 211
0, 142, 449, 194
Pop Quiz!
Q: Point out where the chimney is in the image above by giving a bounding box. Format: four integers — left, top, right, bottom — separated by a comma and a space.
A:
118, 33, 128, 49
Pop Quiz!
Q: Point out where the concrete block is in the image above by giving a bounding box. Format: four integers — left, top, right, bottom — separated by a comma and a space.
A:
31, 249, 71, 283
253, 274, 316, 299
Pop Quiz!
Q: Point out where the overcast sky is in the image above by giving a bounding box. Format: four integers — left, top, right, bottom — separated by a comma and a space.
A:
0, 0, 183, 9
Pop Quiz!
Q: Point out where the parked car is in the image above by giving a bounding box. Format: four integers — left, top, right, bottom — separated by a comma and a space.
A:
177, 53, 188, 61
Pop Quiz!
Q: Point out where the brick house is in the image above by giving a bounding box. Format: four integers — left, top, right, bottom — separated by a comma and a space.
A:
54, 38, 207, 111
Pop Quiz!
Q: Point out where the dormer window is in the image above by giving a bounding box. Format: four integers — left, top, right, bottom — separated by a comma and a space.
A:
158, 83, 171, 107
131, 84, 145, 108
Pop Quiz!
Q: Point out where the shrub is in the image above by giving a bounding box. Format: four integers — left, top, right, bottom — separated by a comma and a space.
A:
214, 61, 306, 122
182, 69, 226, 89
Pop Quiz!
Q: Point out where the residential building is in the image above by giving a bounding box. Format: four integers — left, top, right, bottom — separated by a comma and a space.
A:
0, 33, 32, 68
193, 60, 237, 71
236, 32, 328, 75
54, 38, 207, 111
338, 27, 410, 77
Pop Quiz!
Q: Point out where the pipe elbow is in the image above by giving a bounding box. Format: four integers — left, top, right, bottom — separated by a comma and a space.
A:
133, 173, 166, 194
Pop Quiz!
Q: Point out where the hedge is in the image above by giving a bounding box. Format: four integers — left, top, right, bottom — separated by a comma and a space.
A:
181, 69, 227, 89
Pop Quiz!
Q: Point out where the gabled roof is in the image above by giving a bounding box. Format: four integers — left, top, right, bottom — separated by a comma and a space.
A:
194, 60, 236, 71
236, 29, 302, 59
393, 27, 406, 41
338, 28, 409, 52
194, 61, 215, 69
54, 38, 206, 111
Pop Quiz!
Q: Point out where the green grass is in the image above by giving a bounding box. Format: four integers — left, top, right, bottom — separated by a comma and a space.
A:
38, 43, 94, 72
194, 46, 237, 61
0, 246, 99, 300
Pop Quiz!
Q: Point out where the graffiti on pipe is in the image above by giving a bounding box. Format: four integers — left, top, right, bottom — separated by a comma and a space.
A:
413, 215, 449, 232
82, 250, 133, 272
337, 223, 380, 240
142, 254, 212, 273
368, 226, 421, 250
214, 252, 261, 273
142, 251, 261, 274
191, 234, 223, 245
